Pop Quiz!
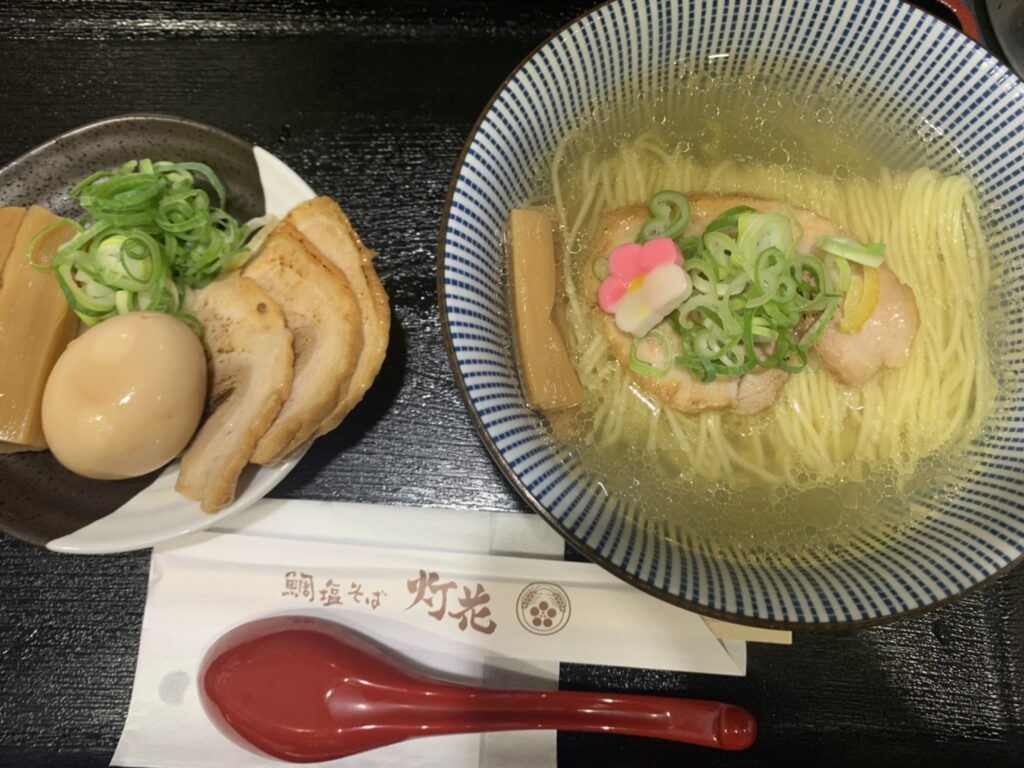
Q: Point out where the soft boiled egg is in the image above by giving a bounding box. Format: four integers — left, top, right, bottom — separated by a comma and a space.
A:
41, 312, 207, 480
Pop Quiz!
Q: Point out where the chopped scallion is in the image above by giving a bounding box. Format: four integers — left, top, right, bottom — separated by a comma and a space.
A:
817, 235, 886, 269
629, 330, 674, 378
639, 190, 691, 243
630, 192, 870, 382
27, 159, 272, 333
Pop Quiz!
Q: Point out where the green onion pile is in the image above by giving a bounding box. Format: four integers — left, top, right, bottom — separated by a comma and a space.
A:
28, 160, 260, 333
622, 191, 884, 382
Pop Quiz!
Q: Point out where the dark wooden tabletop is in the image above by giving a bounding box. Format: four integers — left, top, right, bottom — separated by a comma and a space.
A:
1, 1, 1022, 766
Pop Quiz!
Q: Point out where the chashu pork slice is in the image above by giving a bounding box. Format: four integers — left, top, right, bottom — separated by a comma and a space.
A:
243, 221, 364, 465
284, 197, 390, 436
177, 272, 293, 513
815, 265, 919, 387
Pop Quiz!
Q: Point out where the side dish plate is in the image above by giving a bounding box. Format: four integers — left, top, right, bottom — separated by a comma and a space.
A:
0, 114, 314, 553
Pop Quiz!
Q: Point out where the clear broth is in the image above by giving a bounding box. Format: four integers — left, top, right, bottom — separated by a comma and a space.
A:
528, 60, 997, 566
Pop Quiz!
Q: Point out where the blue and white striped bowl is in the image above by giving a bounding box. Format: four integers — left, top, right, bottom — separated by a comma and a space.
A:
439, 0, 1024, 627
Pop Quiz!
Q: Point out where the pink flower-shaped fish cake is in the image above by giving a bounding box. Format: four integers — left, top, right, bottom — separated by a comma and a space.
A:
598, 237, 692, 337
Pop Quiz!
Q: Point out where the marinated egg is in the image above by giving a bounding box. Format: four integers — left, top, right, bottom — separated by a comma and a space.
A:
41, 312, 207, 480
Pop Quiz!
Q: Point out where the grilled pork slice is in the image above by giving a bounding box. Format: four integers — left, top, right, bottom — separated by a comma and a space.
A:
734, 367, 790, 415
176, 273, 293, 513
815, 265, 919, 387
244, 221, 364, 465
284, 197, 390, 436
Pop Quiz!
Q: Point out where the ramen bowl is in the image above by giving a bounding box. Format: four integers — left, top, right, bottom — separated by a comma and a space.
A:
438, 0, 1024, 628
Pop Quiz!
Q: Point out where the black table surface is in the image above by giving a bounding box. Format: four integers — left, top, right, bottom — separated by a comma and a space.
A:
1, 2, 1022, 766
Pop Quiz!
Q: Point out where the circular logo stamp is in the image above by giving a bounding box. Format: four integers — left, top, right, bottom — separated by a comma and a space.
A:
516, 582, 571, 635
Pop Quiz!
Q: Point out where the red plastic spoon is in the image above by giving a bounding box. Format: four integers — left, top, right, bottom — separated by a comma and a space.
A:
200, 617, 756, 762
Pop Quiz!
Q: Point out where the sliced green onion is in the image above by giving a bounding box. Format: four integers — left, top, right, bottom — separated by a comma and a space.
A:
779, 343, 809, 374
824, 252, 852, 293
817, 235, 886, 268
747, 247, 789, 307
756, 335, 789, 370
676, 352, 717, 382
704, 205, 756, 235
27, 159, 268, 333
639, 190, 690, 243
674, 234, 703, 259
629, 330, 674, 378
719, 270, 750, 298
592, 254, 610, 281
738, 212, 794, 265
702, 230, 737, 270
626, 190, 882, 383
683, 257, 718, 295
790, 254, 827, 309
799, 297, 839, 349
